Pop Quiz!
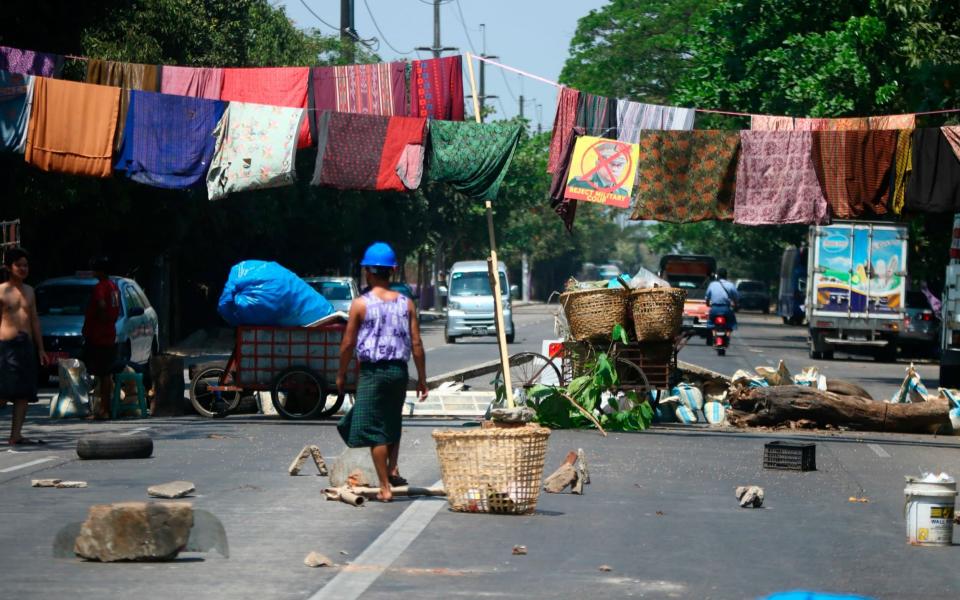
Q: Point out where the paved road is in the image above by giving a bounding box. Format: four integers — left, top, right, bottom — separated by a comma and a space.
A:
1, 414, 958, 599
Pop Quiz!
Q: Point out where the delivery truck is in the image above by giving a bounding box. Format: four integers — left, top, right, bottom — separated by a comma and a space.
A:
806, 222, 907, 361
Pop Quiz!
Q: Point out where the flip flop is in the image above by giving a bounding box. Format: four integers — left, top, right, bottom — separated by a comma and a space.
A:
388, 474, 408, 487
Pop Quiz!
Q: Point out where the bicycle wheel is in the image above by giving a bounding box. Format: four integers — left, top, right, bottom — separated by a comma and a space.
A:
496, 352, 563, 406
271, 366, 325, 419
189, 365, 241, 418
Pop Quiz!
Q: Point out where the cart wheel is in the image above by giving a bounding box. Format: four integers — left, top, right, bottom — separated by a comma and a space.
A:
495, 352, 563, 406
315, 390, 346, 420
613, 358, 651, 392
271, 366, 325, 419
190, 365, 241, 418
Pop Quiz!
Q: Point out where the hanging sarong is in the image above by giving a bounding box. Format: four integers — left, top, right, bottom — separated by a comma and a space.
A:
734, 131, 828, 225
869, 114, 916, 130
86, 59, 161, 149
220, 67, 312, 148
796, 117, 869, 131
617, 101, 695, 143
0, 72, 34, 153
206, 102, 304, 201
309, 62, 406, 116
426, 120, 522, 200
891, 129, 913, 215
25, 77, 120, 177
115, 90, 226, 189
0, 45, 63, 77
903, 128, 960, 214
575, 93, 617, 138
546, 86, 579, 174
810, 130, 897, 218
312, 112, 427, 192
630, 131, 740, 223
749, 115, 795, 131
160, 65, 224, 100
409, 55, 464, 121
549, 127, 586, 231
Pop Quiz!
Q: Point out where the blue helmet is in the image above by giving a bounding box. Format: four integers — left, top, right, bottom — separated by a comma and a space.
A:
360, 242, 398, 268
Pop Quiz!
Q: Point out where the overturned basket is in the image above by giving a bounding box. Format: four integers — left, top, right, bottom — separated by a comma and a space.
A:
559, 287, 631, 342
432, 426, 551, 514
630, 287, 686, 342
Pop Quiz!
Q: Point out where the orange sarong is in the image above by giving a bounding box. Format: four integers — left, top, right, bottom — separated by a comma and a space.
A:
25, 77, 120, 177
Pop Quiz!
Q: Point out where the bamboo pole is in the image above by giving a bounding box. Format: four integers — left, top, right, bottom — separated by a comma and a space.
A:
486, 202, 514, 408
465, 52, 482, 124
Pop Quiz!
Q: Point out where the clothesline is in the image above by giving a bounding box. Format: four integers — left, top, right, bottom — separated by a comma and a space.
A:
469, 54, 960, 123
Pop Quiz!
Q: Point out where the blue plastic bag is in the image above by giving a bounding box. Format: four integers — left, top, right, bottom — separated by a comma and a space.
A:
217, 260, 334, 327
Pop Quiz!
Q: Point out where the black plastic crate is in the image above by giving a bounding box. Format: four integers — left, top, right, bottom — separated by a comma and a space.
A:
763, 441, 816, 471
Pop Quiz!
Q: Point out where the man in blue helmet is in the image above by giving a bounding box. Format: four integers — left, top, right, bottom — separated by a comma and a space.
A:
337, 242, 428, 502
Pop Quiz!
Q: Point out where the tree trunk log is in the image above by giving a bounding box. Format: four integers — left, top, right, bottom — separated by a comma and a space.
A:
728, 385, 949, 434
149, 354, 185, 417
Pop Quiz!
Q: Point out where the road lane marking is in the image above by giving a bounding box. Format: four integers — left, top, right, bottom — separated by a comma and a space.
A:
0, 457, 55, 472
311, 480, 445, 600
867, 444, 890, 458
121, 427, 150, 436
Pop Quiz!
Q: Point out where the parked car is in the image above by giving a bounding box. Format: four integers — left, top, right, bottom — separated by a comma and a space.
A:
899, 290, 940, 357
443, 260, 515, 344
736, 280, 771, 313
304, 276, 359, 313
36, 275, 159, 380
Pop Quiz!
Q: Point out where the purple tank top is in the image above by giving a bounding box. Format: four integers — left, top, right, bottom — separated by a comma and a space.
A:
356, 293, 411, 363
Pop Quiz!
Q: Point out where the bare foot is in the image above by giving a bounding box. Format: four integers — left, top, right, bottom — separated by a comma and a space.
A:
377, 487, 393, 502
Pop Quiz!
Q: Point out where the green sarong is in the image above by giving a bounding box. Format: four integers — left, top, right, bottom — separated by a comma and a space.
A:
338, 360, 408, 448
426, 120, 522, 200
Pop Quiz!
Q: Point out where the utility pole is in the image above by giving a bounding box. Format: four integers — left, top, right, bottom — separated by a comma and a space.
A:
415, 0, 457, 59
478, 23, 498, 122
519, 94, 524, 119
340, 0, 355, 63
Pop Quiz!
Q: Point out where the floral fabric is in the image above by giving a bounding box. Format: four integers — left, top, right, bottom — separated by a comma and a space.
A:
734, 131, 828, 225
630, 131, 741, 223
205, 102, 304, 201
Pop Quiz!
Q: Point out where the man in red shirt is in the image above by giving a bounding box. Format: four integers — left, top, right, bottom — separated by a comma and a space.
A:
82, 257, 120, 420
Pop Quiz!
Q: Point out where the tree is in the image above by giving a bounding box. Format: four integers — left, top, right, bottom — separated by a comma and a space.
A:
559, 0, 717, 103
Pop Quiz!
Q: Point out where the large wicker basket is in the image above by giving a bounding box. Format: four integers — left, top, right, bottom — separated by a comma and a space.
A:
432, 426, 551, 514
559, 287, 631, 342
630, 287, 686, 342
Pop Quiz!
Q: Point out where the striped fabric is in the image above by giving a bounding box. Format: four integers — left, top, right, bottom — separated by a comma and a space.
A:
546, 86, 580, 174
810, 131, 897, 218
703, 401, 726, 425
311, 62, 406, 117
575, 92, 617, 138
672, 383, 703, 411
891, 129, 913, 215
675, 405, 698, 424
952, 213, 960, 260
616, 100, 695, 143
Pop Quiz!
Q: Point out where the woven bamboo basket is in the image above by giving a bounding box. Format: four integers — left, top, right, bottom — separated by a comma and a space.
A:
630, 287, 686, 342
432, 426, 551, 514
559, 287, 631, 342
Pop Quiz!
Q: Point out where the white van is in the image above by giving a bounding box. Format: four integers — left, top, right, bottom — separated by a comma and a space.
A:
443, 260, 515, 344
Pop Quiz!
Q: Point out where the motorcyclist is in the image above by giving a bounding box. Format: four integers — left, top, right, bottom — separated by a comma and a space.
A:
705, 267, 739, 329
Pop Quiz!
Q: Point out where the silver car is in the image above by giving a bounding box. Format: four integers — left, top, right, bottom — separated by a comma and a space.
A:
304, 276, 359, 313
444, 260, 515, 344
36, 275, 159, 377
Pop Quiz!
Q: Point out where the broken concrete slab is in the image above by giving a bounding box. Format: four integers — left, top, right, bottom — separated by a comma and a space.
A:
304, 551, 333, 568
74, 502, 194, 562
490, 407, 536, 423
147, 481, 195, 499
735, 485, 765, 508
32, 479, 87, 488
512, 545, 527, 555
288, 444, 328, 476
56, 481, 88, 488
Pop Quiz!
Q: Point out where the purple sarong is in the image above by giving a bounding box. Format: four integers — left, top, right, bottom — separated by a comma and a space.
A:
0, 45, 64, 77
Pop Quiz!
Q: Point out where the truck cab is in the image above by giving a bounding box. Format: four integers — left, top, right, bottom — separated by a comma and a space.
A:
659, 254, 717, 339
806, 222, 907, 361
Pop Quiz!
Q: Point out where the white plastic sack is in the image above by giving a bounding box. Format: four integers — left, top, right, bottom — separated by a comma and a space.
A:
628, 266, 670, 290
793, 366, 827, 391
50, 359, 90, 419
889, 364, 929, 404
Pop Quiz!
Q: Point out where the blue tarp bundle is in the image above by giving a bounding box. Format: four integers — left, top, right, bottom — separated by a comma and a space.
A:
217, 260, 334, 327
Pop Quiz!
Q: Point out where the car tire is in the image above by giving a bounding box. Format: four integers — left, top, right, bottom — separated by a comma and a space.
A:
506, 332, 515, 344
809, 348, 822, 360
783, 317, 790, 325
445, 332, 456, 344
763, 306, 770, 314
77, 433, 153, 460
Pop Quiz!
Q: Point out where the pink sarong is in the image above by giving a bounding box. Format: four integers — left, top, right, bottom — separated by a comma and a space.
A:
220, 67, 311, 148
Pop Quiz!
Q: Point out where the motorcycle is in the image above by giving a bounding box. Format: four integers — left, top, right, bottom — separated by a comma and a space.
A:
710, 312, 732, 356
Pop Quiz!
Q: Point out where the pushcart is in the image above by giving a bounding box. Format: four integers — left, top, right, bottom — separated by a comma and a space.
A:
189, 322, 359, 419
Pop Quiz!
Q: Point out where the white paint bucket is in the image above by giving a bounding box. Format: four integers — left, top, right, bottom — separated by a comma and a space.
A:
904, 477, 957, 546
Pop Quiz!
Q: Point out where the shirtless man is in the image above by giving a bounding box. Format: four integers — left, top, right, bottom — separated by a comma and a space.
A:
0, 247, 49, 445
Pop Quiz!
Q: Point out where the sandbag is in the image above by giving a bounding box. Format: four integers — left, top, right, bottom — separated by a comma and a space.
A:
217, 260, 333, 327
50, 359, 90, 419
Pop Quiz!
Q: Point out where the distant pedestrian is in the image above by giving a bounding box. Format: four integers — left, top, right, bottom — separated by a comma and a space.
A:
82, 257, 120, 420
337, 242, 428, 502
0, 247, 49, 445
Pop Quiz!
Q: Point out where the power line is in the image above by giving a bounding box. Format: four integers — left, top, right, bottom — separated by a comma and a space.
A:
498, 68, 518, 103
453, 0, 479, 54
297, 0, 341, 34
362, 0, 415, 55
